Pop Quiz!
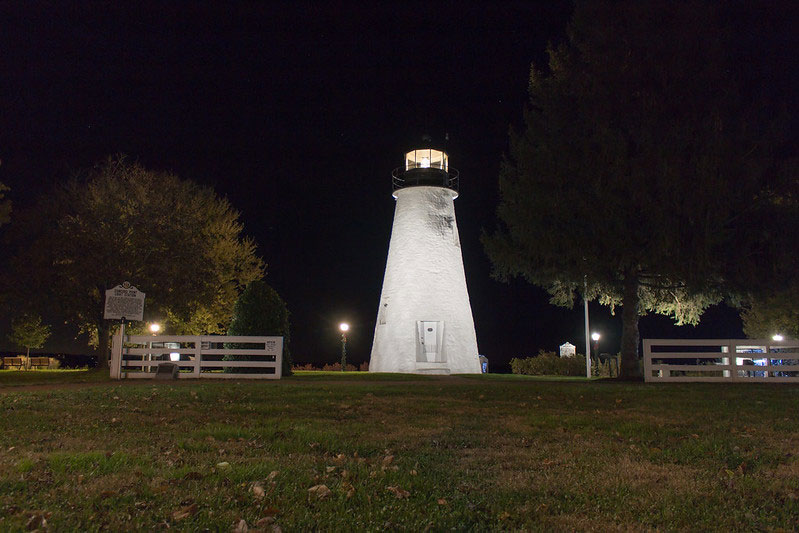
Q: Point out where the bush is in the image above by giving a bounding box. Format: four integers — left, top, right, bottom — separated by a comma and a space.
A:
291, 362, 369, 372
226, 281, 292, 376
54, 353, 96, 369
511, 350, 587, 376
321, 362, 357, 372
592, 354, 621, 378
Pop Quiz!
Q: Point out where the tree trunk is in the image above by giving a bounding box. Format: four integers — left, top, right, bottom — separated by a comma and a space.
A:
96, 321, 111, 370
619, 270, 641, 379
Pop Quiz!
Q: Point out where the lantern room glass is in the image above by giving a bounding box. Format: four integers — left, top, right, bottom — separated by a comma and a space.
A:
404, 149, 448, 171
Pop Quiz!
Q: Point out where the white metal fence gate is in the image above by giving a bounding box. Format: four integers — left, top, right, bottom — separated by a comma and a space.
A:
110, 333, 283, 380
644, 339, 799, 383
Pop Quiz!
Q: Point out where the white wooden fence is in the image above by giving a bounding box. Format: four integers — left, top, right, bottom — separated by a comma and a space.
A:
110, 333, 283, 380
644, 339, 799, 383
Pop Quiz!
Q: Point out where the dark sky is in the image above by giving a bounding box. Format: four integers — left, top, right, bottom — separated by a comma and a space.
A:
0, 1, 759, 368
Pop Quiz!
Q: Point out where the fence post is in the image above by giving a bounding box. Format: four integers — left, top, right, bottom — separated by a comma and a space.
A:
110, 328, 121, 380
194, 336, 202, 378
275, 337, 283, 379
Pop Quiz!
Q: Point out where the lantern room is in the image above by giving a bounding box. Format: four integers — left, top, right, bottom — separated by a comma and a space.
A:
392, 147, 458, 197
404, 149, 448, 171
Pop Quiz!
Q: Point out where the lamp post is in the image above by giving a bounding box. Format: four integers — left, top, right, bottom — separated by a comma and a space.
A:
772, 334, 784, 342
591, 332, 601, 373
584, 275, 591, 379
339, 323, 349, 371
148, 323, 160, 372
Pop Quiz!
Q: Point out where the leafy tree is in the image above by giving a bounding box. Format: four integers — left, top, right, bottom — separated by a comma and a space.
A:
735, 158, 799, 340
8, 314, 51, 358
483, 1, 788, 377
741, 284, 799, 340
6, 156, 264, 369
227, 280, 292, 376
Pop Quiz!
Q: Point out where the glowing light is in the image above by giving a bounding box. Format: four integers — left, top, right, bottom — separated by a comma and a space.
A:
591, 332, 601, 341
773, 334, 784, 342
149, 323, 161, 333
170, 352, 180, 362
339, 323, 350, 332
421, 157, 430, 168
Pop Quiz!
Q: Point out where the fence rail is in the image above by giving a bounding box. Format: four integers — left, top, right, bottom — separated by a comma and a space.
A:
110, 333, 283, 380
644, 339, 799, 383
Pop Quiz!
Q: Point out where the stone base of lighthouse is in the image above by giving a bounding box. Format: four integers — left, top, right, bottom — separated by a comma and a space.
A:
370, 186, 481, 374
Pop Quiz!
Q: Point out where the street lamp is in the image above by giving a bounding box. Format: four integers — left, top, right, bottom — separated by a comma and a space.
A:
148, 323, 161, 372
339, 323, 349, 371
772, 334, 784, 342
591, 332, 600, 368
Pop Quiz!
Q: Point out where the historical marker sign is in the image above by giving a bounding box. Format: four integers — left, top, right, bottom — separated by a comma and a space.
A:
104, 282, 145, 321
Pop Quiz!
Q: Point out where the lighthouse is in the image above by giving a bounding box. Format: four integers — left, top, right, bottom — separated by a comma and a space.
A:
369, 142, 481, 374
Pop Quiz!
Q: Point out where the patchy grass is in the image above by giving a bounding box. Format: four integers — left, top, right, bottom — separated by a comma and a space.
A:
0, 369, 108, 387
1, 373, 798, 531
459, 373, 595, 382
290, 371, 435, 381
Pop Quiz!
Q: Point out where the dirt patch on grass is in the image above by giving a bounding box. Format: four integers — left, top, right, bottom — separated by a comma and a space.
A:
607, 455, 707, 493
541, 514, 655, 532
456, 430, 711, 513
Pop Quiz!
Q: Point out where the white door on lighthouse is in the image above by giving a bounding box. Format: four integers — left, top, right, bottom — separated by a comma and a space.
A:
418, 321, 442, 362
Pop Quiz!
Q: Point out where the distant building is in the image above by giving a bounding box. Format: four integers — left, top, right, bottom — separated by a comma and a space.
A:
559, 342, 576, 358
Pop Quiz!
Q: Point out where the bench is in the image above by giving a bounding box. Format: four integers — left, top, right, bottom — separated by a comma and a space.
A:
2, 357, 25, 370
29, 357, 51, 369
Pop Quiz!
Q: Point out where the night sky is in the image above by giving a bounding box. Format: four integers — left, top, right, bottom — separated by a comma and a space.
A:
1, 2, 757, 369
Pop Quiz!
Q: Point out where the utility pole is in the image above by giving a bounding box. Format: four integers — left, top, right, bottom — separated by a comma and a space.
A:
584, 276, 591, 379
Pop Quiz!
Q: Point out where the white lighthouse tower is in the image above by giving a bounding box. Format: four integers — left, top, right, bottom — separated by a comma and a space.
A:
369, 143, 481, 374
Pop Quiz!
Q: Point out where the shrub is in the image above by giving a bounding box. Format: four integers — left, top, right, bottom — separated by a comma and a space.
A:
53, 353, 96, 369
292, 362, 369, 372
321, 362, 357, 372
511, 350, 587, 376
592, 354, 621, 378
226, 281, 292, 376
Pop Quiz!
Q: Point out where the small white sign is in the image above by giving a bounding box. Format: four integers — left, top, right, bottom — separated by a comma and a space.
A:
559, 342, 576, 358
104, 282, 145, 321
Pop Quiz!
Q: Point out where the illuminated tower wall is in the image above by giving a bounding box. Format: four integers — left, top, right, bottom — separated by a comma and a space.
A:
369, 147, 481, 374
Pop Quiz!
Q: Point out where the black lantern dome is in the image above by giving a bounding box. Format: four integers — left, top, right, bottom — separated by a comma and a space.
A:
391, 141, 459, 198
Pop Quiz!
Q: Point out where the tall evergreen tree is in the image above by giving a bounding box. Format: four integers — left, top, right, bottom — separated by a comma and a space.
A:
484, 1, 789, 377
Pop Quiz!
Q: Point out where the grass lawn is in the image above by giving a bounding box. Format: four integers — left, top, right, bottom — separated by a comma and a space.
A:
1, 371, 798, 531
0, 369, 110, 387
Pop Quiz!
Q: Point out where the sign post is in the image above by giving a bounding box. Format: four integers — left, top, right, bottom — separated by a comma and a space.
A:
104, 282, 145, 379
